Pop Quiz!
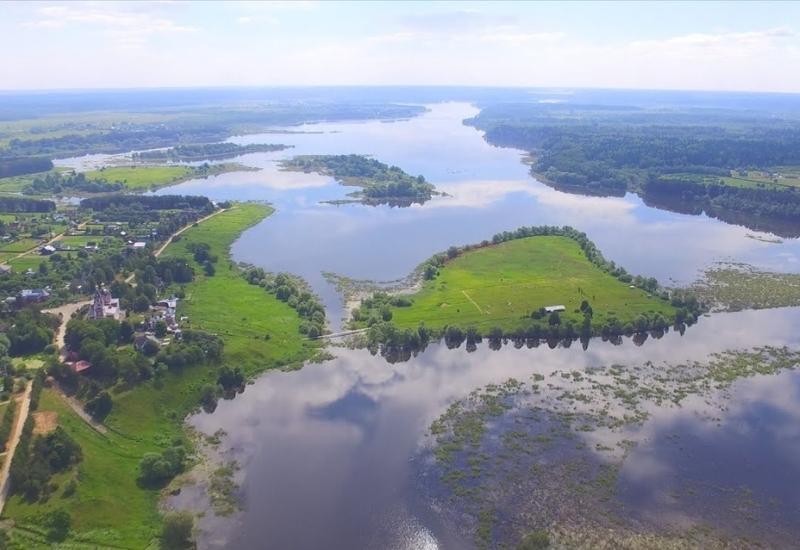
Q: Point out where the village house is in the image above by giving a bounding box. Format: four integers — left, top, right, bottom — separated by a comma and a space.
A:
69, 360, 92, 374
544, 305, 566, 313
40, 244, 56, 255
18, 288, 50, 304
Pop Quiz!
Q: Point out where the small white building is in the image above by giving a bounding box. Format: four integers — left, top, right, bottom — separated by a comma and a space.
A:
544, 305, 566, 313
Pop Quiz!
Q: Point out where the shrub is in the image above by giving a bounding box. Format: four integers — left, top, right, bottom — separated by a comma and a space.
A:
161, 511, 195, 549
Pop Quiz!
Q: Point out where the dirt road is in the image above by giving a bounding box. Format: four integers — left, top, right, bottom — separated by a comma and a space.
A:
0, 381, 32, 515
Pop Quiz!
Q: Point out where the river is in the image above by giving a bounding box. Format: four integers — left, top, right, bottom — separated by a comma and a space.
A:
58, 102, 800, 548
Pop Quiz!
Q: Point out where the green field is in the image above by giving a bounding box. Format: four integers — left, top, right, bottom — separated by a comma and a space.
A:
3, 203, 316, 548
664, 168, 800, 191
0, 238, 42, 253
84, 165, 196, 191
387, 236, 675, 332
159, 203, 316, 374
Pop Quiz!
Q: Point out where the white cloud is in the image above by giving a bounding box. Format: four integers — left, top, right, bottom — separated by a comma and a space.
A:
21, 3, 198, 46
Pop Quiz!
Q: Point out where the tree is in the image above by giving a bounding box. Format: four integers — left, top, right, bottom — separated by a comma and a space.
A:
47, 509, 71, 542
133, 295, 150, 313
119, 320, 134, 344
155, 320, 168, 338
161, 511, 195, 549
85, 391, 112, 421
548, 311, 561, 326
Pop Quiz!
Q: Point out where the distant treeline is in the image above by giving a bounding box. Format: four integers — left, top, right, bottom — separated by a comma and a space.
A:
80, 194, 214, 212
0, 156, 53, 178
2, 127, 229, 159
132, 142, 290, 162
0, 196, 55, 213
0, 103, 425, 159
467, 103, 800, 232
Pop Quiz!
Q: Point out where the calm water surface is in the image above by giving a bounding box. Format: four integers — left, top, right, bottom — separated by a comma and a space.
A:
59, 103, 800, 548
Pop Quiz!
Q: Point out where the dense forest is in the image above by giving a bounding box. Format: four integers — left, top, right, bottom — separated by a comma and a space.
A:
282, 154, 438, 204
0, 156, 53, 178
80, 194, 214, 213
132, 142, 290, 162
0, 196, 56, 213
467, 104, 800, 233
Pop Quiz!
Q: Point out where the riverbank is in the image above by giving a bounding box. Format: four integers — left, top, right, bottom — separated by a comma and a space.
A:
2, 203, 317, 548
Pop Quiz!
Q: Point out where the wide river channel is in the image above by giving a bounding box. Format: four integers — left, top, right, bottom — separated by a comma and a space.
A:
60, 103, 800, 548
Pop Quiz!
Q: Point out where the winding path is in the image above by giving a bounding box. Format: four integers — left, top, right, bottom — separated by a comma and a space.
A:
0, 381, 32, 515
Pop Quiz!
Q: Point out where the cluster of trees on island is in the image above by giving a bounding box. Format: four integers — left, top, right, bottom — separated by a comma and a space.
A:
282, 154, 438, 204
23, 170, 125, 195
132, 142, 290, 162
354, 225, 704, 362
467, 103, 800, 233
244, 268, 327, 337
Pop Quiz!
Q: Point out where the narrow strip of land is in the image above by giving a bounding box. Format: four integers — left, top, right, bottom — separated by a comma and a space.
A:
0, 381, 32, 515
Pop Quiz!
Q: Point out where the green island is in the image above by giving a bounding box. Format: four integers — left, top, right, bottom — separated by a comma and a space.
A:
281, 154, 440, 205
353, 226, 700, 355
132, 142, 291, 162
1, 203, 317, 548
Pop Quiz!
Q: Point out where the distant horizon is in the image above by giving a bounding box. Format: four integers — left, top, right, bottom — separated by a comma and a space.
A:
3, 1, 799, 93
2, 83, 800, 96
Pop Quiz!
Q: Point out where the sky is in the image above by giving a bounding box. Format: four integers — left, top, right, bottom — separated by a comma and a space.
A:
2, 0, 800, 93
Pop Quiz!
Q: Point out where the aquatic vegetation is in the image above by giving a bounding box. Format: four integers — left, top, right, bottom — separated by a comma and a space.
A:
425, 346, 800, 547
691, 263, 800, 311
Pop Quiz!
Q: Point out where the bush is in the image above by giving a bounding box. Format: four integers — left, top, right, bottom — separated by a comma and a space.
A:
46, 509, 71, 542
139, 445, 186, 486
85, 391, 113, 421
161, 511, 195, 549
518, 529, 550, 549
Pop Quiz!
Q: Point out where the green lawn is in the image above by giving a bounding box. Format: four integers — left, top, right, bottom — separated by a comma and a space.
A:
8, 255, 46, 273
0, 238, 43, 253
388, 236, 675, 332
3, 203, 316, 548
84, 165, 196, 191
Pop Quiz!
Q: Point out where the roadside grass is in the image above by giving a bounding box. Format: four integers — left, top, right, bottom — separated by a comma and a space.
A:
389, 236, 675, 331
84, 166, 195, 191
3, 203, 315, 548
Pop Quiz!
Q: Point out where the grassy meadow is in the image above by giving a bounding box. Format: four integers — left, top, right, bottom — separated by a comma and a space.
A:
389, 236, 675, 332
84, 165, 196, 191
